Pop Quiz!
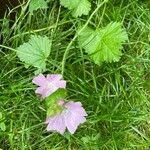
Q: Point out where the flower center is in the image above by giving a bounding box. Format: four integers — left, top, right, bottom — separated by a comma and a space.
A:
62, 108, 69, 114
47, 82, 53, 88
47, 82, 57, 91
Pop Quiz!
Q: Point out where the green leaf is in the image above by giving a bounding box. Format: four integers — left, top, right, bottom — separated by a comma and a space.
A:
46, 103, 64, 117
60, 0, 91, 17
72, 0, 91, 17
78, 22, 128, 64
45, 89, 67, 107
29, 0, 48, 14
45, 89, 67, 117
0, 112, 2, 119
0, 122, 6, 131
60, 0, 77, 9
17, 35, 51, 73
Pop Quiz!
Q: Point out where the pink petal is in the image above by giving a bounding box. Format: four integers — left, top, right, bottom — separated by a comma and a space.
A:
35, 87, 44, 94
65, 101, 87, 116
45, 101, 87, 135
64, 111, 78, 134
33, 74, 66, 98
63, 101, 87, 134
72, 107, 87, 117
46, 115, 66, 135
65, 101, 82, 108
79, 117, 86, 124
55, 80, 66, 89
35, 87, 49, 98
32, 74, 47, 86
67, 109, 86, 126
42, 87, 57, 98
46, 87, 56, 96
35, 85, 58, 98
46, 74, 62, 82
58, 100, 65, 106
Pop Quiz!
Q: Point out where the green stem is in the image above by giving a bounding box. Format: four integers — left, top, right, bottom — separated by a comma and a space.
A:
0, 45, 17, 52
61, 0, 108, 75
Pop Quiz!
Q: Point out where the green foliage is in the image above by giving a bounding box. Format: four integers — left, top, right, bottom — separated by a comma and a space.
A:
60, 0, 91, 17
45, 89, 67, 107
0, 0, 150, 149
78, 22, 128, 64
0, 112, 2, 119
29, 0, 48, 14
0, 122, 6, 131
0, 112, 6, 131
17, 35, 52, 73
45, 89, 67, 116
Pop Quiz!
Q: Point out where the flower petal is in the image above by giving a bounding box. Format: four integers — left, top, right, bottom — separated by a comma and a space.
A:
35, 87, 50, 98
64, 111, 78, 134
46, 74, 62, 82
32, 74, 47, 86
35, 87, 44, 95
65, 101, 87, 116
55, 80, 66, 89
33, 74, 66, 98
46, 115, 66, 135
63, 101, 87, 134
65, 101, 82, 108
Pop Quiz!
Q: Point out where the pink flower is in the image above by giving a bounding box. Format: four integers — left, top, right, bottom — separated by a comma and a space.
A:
32, 74, 66, 98
46, 100, 87, 134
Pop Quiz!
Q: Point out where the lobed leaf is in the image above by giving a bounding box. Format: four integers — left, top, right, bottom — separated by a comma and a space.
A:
17, 35, 51, 73
60, 0, 91, 17
29, 0, 48, 14
78, 22, 128, 64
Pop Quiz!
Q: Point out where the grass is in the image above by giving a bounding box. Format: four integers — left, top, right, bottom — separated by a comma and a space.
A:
0, 0, 150, 149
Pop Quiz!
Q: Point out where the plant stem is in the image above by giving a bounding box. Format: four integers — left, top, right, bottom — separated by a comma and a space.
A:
61, 0, 108, 75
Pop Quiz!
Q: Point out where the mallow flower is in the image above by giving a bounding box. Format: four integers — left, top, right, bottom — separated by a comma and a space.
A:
46, 100, 87, 134
32, 74, 66, 98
